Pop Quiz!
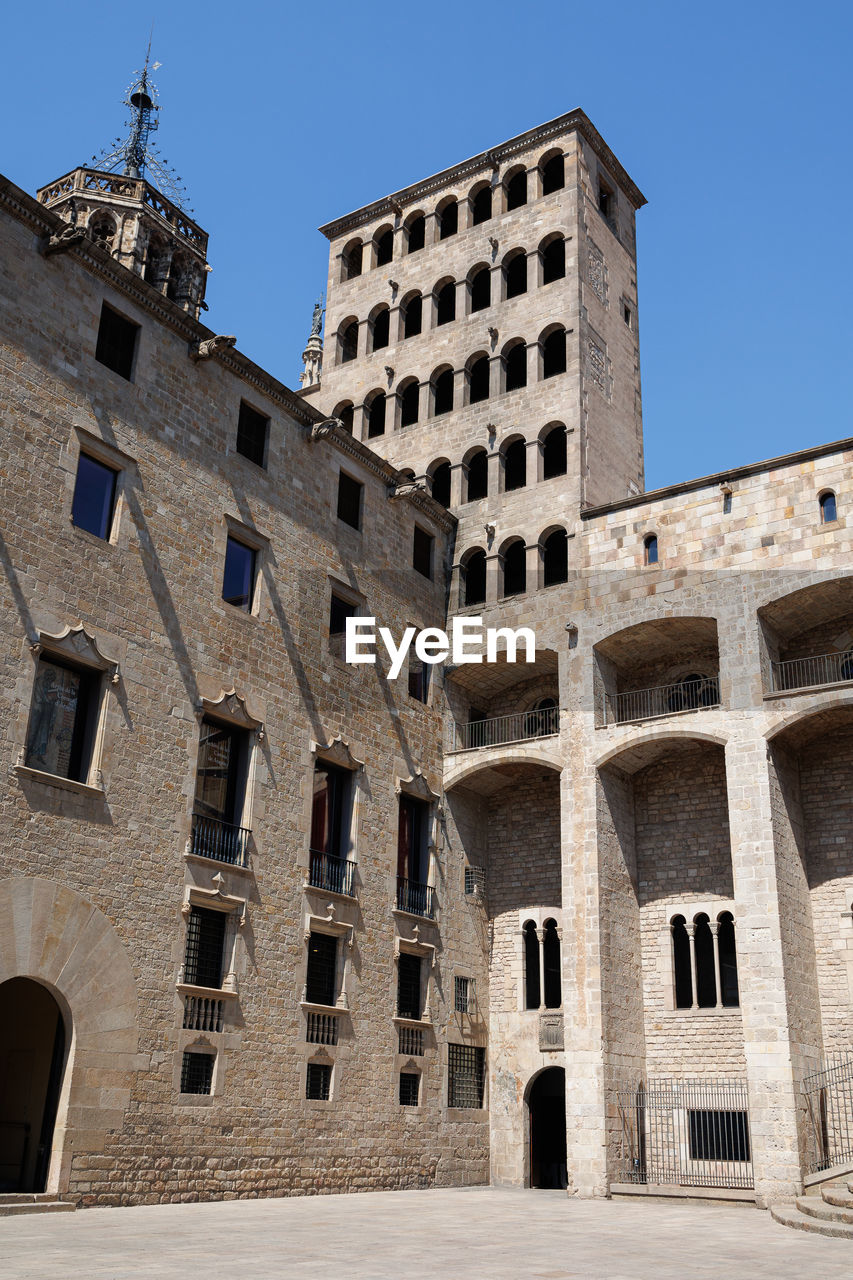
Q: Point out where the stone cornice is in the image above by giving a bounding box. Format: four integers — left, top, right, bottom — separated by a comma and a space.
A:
318, 109, 646, 241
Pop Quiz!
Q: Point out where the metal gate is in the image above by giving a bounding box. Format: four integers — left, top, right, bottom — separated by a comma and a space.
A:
802, 1054, 853, 1174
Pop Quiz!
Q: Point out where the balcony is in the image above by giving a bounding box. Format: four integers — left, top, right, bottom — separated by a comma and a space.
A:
771, 651, 853, 694
396, 877, 435, 918
308, 849, 357, 897
190, 813, 251, 868
605, 675, 721, 726
448, 705, 560, 753
183, 994, 224, 1032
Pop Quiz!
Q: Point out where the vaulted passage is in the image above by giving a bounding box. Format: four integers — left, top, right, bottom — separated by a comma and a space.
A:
528, 1067, 566, 1188
0, 978, 66, 1192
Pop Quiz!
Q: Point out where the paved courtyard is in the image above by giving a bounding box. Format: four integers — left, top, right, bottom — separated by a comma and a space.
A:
1, 1187, 850, 1279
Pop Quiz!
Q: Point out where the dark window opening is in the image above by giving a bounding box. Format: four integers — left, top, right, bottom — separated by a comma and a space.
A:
433, 369, 454, 416
505, 170, 527, 210
448, 1044, 485, 1109
397, 794, 429, 888
718, 912, 740, 1008
222, 536, 256, 610
72, 454, 118, 539
820, 491, 838, 522
413, 526, 434, 578
688, 1110, 750, 1163
371, 309, 390, 351
337, 472, 363, 530
523, 921, 540, 1008
406, 216, 425, 254
400, 382, 420, 428
95, 302, 138, 380
468, 356, 490, 404
408, 655, 430, 703
672, 916, 693, 1009
454, 975, 473, 1014
470, 268, 491, 312
464, 550, 487, 606
471, 186, 492, 224
306, 931, 338, 1007
542, 329, 567, 378
343, 241, 363, 279
439, 201, 458, 239
375, 227, 393, 266
502, 540, 526, 597
644, 535, 658, 565
180, 1052, 214, 1095
541, 154, 565, 194
397, 952, 423, 1020
543, 425, 567, 478
367, 393, 387, 438
598, 181, 614, 221
543, 529, 568, 586
193, 716, 249, 831
430, 462, 451, 507
340, 321, 358, 363
236, 401, 269, 467
694, 915, 716, 1008
399, 1072, 420, 1106
329, 593, 357, 636
306, 1062, 332, 1100
504, 344, 527, 392
504, 439, 526, 490
505, 253, 527, 299
311, 759, 351, 866
543, 919, 561, 1008
403, 295, 423, 338
466, 450, 488, 501
623, 304, 632, 327
541, 238, 565, 284
25, 656, 98, 782
436, 281, 456, 325
336, 403, 354, 433
184, 906, 227, 989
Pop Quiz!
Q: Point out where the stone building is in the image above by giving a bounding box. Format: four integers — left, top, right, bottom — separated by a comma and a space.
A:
0, 95, 852, 1220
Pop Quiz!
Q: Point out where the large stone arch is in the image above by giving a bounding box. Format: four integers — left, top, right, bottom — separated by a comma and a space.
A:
0, 877, 139, 1196
444, 746, 562, 793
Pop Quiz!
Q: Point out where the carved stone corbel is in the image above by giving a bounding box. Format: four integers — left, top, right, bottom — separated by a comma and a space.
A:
43, 225, 88, 256
189, 334, 237, 362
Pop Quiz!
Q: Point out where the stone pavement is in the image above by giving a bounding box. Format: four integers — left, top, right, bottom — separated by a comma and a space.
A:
0, 1187, 850, 1279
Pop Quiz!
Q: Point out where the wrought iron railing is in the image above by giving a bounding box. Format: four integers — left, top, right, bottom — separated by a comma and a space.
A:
306, 1011, 339, 1046
396, 877, 435, 918
802, 1054, 853, 1174
614, 1077, 753, 1189
771, 651, 853, 694
606, 676, 720, 725
448, 705, 560, 752
398, 1025, 425, 1056
308, 849, 357, 897
183, 994, 224, 1032
190, 813, 251, 867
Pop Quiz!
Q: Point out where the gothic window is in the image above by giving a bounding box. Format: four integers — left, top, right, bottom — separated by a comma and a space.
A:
428, 460, 451, 507
399, 378, 420, 428
470, 265, 491, 313
366, 391, 387, 438
341, 238, 363, 280
72, 453, 118, 539
370, 306, 390, 352
540, 151, 565, 194
406, 214, 426, 254
503, 341, 527, 392
502, 539, 526, 598
820, 491, 838, 523
671, 911, 740, 1009
338, 319, 359, 364
468, 355, 490, 404
542, 528, 568, 586
402, 293, 423, 338
504, 167, 527, 210
95, 302, 138, 381
470, 183, 492, 225
541, 326, 567, 378
466, 449, 488, 501
374, 225, 394, 266
523, 921, 540, 1008
437, 198, 458, 239
644, 534, 658, 565
337, 471, 363, 530
540, 234, 565, 284
503, 438, 526, 490
504, 250, 527, 298
542, 424, 567, 479
543, 919, 561, 1008
432, 367, 454, 416
88, 212, 116, 251
222, 536, 256, 611
236, 401, 269, 468
463, 548, 487, 606
435, 279, 456, 325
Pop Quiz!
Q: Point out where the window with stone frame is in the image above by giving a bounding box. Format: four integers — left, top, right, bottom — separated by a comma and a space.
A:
95, 302, 139, 380
310, 760, 354, 894
337, 471, 363, 531
399, 1072, 420, 1106
222, 535, 257, 611
397, 952, 423, 1020
235, 401, 269, 468
305, 931, 339, 1008
183, 906, 227, 990
671, 910, 739, 1010
448, 1044, 485, 1109
192, 717, 250, 859
180, 1050, 215, 1095
72, 453, 119, 540
24, 654, 101, 783
306, 1061, 332, 1100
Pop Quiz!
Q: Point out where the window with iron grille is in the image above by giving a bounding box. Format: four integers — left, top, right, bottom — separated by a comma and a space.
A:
306, 1061, 332, 1100
688, 1110, 750, 1163
95, 302, 139, 380
306, 931, 338, 1007
180, 1051, 215, 1095
454, 976, 474, 1014
183, 906, 227, 989
448, 1044, 485, 1109
397, 953, 423, 1020
236, 401, 269, 468
399, 1072, 420, 1107
464, 866, 485, 896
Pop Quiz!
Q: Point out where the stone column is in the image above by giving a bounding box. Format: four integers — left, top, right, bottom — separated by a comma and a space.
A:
526, 340, 539, 389
709, 919, 722, 1009
449, 463, 465, 508
528, 438, 543, 484
488, 355, 502, 401
486, 448, 502, 499
685, 921, 699, 1009
536, 926, 546, 1011
484, 552, 501, 605
525, 542, 541, 592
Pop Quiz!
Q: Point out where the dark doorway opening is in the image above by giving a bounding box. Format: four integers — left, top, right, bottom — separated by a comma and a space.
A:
528, 1066, 567, 1189
0, 978, 67, 1192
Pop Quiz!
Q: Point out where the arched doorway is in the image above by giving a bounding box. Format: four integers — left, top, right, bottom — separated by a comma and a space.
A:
528, 1066, 567, 1188
0, 979, 67, 1192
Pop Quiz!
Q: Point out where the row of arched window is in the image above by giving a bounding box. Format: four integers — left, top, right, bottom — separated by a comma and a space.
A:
461, 528, 570, 605
419, 425, 567, 510
340, 150, 568, 281
671, 912, 739, 1009
336, 234, 567, 364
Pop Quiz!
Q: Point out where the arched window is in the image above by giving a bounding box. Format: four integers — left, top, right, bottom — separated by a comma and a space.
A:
671, 916, 692, 1009
366, 391, 386, 438
89, 212, 117, 251
543, 919, 561, 1008
406, 213, 425, 254
432, 366, 454, 416
402, 293, 423, 339
644, 534, 658, 565
338, 318, 359, 364
540, 151, 565, 195
504, 250, 527, 299
144, 233, 171, 289
374, 225, 394, 266
718, 912, 739, 1007
466, 449, 488, 502
542, 424, 567, 478
370, 306, 390, 352
341, 238, 363, 280
541, 327, 567, 378
504, 167, 527, 211
540, 234, 565, 284
399, 379, 420, 428
332, 401, 354, 433
525, 696, 558, 737
437, 198, 458, 239
820, 491, 838, 523
470, 265, 491, 313
503, 438, 526, 490
523, 920, 540, 1009
468, 354, 490, 404
435, 279, 456, 326
502, 539, 526, 597
542, 528, 568, 586
470, 182, 492, 225
693, 914, 716, 1008
429, 461, 451, 508
504, 341, 527, 392
463, 548, 487, 606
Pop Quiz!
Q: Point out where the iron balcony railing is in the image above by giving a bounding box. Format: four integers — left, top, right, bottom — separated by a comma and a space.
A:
802, 1054, 853, 1174
448, 705, 560, 753
771, 651, 853, 694
308, 849, 357, 897
396, 876, 435, 918
606, 676, 721, 726
190, 813, 251, 867
183, 994, 224, 1033
614, 1077, 753, 1190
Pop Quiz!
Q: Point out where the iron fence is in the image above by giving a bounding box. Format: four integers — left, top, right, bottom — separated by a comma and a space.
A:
308, 849, 356, 897
448, 705, 559, 753
772, 651, 853, 694
396, 877, 435, 918
614, 1077, 753, 1189
190, 813, 251, 867
802, 1054, 853, 1174
606, 676, 720, 725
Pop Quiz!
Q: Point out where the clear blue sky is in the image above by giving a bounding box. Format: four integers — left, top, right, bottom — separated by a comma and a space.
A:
3, 1, 851, 489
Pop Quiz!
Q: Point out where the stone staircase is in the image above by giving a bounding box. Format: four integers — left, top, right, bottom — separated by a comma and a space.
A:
0, 1193, 75, 1217
771, 1177, 853, 1238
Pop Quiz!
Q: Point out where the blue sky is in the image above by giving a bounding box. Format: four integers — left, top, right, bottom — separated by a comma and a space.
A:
3, 1, 851, 489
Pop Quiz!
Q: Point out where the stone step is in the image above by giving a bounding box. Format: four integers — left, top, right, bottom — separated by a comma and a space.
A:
797, 1195, 853, 1224
0, 1200, 75, 1216
0, 1192, 58, 1204
822, 1185, 853, 1210
771, 1203, 853, 1239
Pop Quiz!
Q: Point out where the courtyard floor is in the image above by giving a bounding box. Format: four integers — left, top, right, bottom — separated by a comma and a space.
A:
1, 1187, 850, 1279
